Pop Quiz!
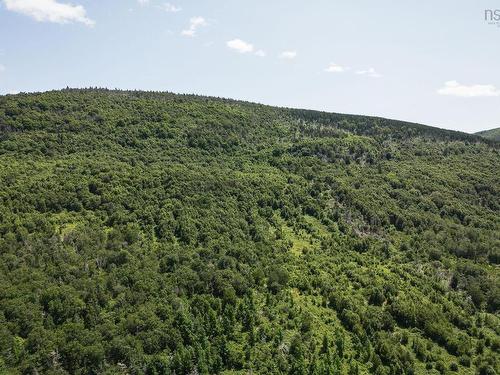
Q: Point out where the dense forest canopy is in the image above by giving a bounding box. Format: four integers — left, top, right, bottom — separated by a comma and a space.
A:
0, 89, 498, 375
476, 128, 500, 142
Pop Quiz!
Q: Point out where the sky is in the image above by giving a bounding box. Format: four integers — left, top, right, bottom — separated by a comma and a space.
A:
0, 0, 499, 133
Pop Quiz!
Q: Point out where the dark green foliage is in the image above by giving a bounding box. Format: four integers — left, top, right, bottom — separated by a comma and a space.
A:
0, 89, 498, 374
476, 127, 500, 142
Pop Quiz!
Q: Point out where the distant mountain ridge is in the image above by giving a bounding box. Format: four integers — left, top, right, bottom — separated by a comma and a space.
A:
476, 127, 500, 141
3, 88, 493, 144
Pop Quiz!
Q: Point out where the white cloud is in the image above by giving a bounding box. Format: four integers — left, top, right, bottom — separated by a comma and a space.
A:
181, 29, 195, 37
324, 63, 347, 73
162, 2, 181, 12
226, 40, 266, 57
437, 80, 500, 97
3, 0, 95, 26
255, 49, 266, 57
138, 0, 181, 12
280, 50, 297, 59
226, 39, 254, 54
0, 64, 5, 73
181, 16, 207, 37
356, 67, 381, 78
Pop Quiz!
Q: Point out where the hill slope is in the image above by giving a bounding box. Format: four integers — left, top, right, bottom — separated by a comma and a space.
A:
0, 89, 499, 375
476, 127, 500, 141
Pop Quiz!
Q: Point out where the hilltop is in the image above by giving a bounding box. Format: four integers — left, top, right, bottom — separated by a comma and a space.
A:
0, 89, 498, 375
476, 127, 500, 142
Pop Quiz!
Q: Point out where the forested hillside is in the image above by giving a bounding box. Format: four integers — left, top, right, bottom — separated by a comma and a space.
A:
476, 128, 500, 142
0, 89, 498, 375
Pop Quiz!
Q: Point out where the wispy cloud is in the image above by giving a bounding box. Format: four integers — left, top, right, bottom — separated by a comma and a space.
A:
162, 2, 181, 12
324, 63, 381, 78
226, 40, 267, 57
0, 64, 5, 73
437, 80, 500, 97
227, 39, 254, 54
280, 50, 297, 59
3, 0, 95, 26
324, 63, 347, 73
181, 16, 207, 37
137, 0, 149, 5
356, 67, 381, 78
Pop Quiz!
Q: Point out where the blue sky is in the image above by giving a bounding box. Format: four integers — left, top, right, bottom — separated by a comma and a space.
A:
0, 0, 499, 133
